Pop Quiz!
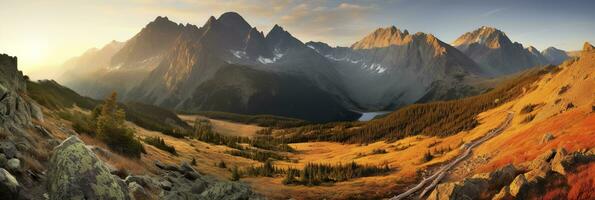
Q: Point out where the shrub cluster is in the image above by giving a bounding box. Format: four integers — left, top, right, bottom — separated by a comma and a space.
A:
143, 136, 177, 155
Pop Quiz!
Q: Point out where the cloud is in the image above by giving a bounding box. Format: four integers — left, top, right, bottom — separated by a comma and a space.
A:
481, 8, 505, 17
276, 2, 378, 46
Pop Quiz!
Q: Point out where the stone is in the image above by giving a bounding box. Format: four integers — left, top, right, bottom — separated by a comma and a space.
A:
492, 186, 513, 200
34, 125, 52, 137
184, 171, 201, 181
155, 160, 180, 172
125, 175, 156, 188
0, 168, 19, 199
179, 162, 194, 173
426, 179, 487, 200
29, 103, 43, 122
200, 182, 260, 200
47, 136, 129, 200
128, 182, 151, 200
550, 147, 568, 175
472, 164, 517, 190
509, 174, 528, 197
529, 149, 556, 170
0, 153, 6, 168
160, 180, 172, 191
540, 133, 555, 144
0, 142, 18, 158
6, 158, 19, 171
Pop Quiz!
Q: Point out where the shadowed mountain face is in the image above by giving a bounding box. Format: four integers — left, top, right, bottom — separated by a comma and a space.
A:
306, 26, 486, 110
453, 26, 549, 76
62, 12, 357, 122
60, 13, 572, 122
542, 47, 570, 65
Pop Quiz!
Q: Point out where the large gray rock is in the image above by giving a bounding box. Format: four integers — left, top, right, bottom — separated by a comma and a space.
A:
200, 181, 258, 200
29, 103, 43, 122
0, 168, 19, 199
128, 182, 151, 200
47, 136, 130, 200
6, 158, 19, 171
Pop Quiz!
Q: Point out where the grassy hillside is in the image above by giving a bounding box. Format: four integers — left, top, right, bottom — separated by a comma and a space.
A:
283, 65, 561, 144
27, 80, 97, 110
27, 80, 191, 136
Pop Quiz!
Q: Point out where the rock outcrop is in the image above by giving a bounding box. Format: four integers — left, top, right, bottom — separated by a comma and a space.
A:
428, 148, 595, 200
427, 164, 518, 200
151, 161, 262, 200
47, 136, 129, 200
0, 168, 19, 199
452, 26, 549, 75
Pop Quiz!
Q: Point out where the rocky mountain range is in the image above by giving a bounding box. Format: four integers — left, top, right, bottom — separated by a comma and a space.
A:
452, 26, 550, 76
59, 12, 570, 122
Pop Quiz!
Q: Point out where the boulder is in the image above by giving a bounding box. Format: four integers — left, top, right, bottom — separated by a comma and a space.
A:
427, 179, 486, 200
155, 160, 180, 172
34, 125, 52, 137
200, 181, 260, 200
509, 174, 528, 197
128, 182, 151, 200
29, 103, 43, 122
528, 149, 556, 170
160, 180, 173, 191
180, 162, 195, 173
0, 153, 6, 167
0, 168, 19, 199
540, 133, 555, 144
0, 141, 18, 158
47, 136, 129, 200
492, 186, 513, 200
550, 147, 568, 175
472, 164, 517, 190
125, 175, 156, 188
6, 158, 19, 171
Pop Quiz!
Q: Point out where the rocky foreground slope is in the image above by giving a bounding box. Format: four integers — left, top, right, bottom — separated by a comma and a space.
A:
423, 42, 595, 200
0, 53, 261, 199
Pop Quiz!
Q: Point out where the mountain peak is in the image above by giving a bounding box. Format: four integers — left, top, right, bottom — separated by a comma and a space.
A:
217, 12, 251, 32
583, 42, 594, 51
526, 46, 539, 53
453, 26, 511, 49
351, 26, 413, 49
270, 24, 285, 33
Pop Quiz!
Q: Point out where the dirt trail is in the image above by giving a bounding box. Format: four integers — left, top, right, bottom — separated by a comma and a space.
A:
391, 111, 514, 200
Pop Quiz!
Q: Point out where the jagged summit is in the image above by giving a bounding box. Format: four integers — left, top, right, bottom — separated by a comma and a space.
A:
452, 26, 511, 49
526, 46, 539, 53
351, 26, 413, 49
217, 12, 252, 33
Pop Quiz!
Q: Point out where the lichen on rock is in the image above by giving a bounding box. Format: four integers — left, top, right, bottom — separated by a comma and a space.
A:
47, 135, 129, 200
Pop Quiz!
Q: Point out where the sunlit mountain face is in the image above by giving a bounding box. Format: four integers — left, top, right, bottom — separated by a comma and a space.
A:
1, 1, 594, 200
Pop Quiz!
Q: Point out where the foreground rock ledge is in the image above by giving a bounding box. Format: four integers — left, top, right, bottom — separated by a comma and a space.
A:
47, 136, 129, 200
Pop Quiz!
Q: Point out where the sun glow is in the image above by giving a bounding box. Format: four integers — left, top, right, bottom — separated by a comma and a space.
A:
21, 37, 49, 66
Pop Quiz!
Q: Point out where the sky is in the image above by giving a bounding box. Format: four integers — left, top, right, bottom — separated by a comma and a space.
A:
1, 0, 594, 79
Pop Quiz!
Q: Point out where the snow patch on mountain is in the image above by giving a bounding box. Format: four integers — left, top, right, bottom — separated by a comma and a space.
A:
230, 50, 247, 59
257, 49, 284, 64
361, 63, 387, 74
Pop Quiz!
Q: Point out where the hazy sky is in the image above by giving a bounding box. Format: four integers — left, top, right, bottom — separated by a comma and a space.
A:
1, 0, 594, 79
